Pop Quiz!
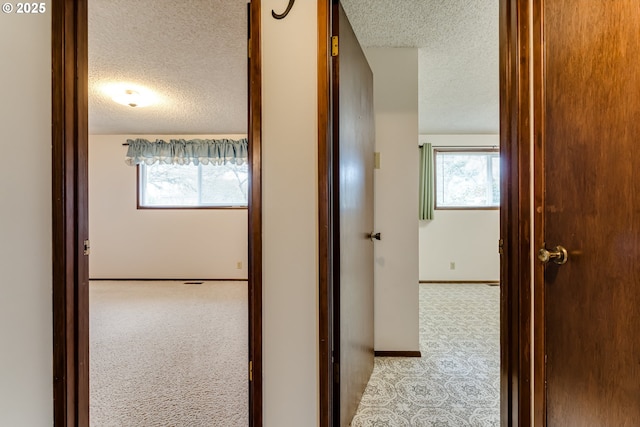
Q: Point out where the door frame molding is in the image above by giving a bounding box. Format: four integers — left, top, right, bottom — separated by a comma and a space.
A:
52, 1, 89, 425
51, 0, 263, 425
500, 0, 533, 425
248, 1, 264, 425
317, 1, 334, 427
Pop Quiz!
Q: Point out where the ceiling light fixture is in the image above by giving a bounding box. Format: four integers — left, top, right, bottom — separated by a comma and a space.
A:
111, 89, 149, 107
114, 89, 142, 107
104, 83, 158, 108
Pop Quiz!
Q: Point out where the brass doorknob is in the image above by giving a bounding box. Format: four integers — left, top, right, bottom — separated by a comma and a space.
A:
538, 245, 568, 265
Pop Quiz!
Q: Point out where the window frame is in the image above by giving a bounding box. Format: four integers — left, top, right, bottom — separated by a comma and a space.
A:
136, 164, 249, 210
433, 148, 500, 211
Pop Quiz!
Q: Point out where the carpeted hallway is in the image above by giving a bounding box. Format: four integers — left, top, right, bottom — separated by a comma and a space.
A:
89, 280, 248, 427
351, 283, 500, 426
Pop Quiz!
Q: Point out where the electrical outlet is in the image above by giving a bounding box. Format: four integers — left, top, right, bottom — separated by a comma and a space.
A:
449, 262, 456, 270
236, 261, 243, 270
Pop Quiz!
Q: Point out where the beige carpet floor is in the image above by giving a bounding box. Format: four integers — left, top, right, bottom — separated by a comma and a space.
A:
89, 281, 248, 427
351, 283, 500, 426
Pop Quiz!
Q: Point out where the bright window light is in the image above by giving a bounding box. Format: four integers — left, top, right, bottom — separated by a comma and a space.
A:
435, 149, 500, 209
139, 163, 248, 208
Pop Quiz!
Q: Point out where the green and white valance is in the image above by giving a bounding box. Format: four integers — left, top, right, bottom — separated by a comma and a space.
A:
125, 138, 248, 166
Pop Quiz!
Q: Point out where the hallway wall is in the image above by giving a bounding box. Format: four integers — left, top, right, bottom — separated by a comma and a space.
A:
0, 4, 53, 425
365, 47, 421, 352
261, 1, 319, 425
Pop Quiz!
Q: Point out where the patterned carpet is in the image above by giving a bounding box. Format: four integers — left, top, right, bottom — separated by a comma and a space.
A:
90, 281, 248, 427
351, 283, 500, 427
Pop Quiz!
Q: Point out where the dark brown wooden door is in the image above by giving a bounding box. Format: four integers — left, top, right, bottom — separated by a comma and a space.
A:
540, 1, 640, 425
332, 2, 375, 426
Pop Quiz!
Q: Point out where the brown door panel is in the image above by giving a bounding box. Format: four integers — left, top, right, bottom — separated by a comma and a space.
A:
541, 1, 640, 425
332, 2, 375, 426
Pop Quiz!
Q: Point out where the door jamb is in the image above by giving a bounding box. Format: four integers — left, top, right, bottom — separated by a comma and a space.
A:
51, 0, 264, 425
52, 1, 89, 425
317, 1, 334, 426
248, 1, 264, 425
500, 0, 534, 425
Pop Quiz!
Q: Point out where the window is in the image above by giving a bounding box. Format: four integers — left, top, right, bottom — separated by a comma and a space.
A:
139, 163, 248, 208
435, 149, 500, 209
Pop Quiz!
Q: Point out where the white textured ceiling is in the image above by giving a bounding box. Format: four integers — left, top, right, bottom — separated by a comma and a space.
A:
341, 0, 499, 134
88, 0, 248, 135
89, 0, 498, 135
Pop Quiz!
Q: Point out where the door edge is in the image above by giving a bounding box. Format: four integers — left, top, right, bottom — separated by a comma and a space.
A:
248, 0, 264, 426
318, 0, 335, 426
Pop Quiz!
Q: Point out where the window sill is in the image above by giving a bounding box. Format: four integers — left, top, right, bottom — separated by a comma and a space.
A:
435, 206, 500, 211
137, 205, 248, 210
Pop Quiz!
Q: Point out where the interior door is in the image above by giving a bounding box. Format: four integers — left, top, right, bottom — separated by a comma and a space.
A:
332, 2, 375, 426
539, 1, 640, 425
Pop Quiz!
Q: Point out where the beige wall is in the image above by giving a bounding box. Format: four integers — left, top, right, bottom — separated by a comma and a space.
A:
261, 1, 319, 425
365, 48, 421, 352
89, 134, 248, 279
419, 134, 500, 282
0, 3, 53, 425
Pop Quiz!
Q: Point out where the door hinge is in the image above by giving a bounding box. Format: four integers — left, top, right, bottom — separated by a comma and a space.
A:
249, 361, 253, 382
248, 38, 252, 58
331, 36, 339, 57
333, 362, 340, 384
83, 240, 90, 256
498, 239, 504, 254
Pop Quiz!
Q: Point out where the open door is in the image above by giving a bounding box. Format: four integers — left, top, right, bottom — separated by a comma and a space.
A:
534, 1, 640, 424
330, 2, 375, 426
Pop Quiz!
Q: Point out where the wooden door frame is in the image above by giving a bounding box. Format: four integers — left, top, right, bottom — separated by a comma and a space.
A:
247, 1, 263, 425
52, 1, 89, 425
500, 0, 534, 425
51, 0, 263, 425
317, 0, 535, 426
317, 1, 334, 426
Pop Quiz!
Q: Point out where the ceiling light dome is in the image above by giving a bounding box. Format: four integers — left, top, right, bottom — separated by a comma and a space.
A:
112, 89, 154, 108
